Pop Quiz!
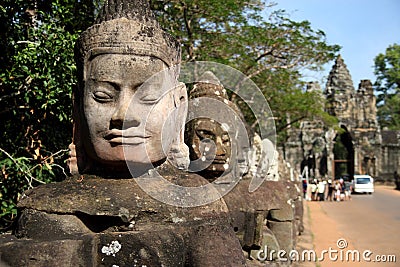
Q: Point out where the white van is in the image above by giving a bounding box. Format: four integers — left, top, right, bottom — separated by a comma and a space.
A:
352, 175, 374, 194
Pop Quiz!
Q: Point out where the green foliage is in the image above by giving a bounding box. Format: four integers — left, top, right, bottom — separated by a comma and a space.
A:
151, 0, 265, 62
0, 148, 67, 230
377, 93, 400, 130
374, 43, 400, 130
0, 0, 99, 231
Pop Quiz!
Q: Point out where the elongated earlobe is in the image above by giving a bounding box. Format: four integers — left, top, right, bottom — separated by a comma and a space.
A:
167, 83, 190, 170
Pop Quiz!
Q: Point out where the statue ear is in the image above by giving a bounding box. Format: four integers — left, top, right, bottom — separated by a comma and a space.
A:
172, 82, 188, 129
167, 82, 190, 170
173, 82, 188, 109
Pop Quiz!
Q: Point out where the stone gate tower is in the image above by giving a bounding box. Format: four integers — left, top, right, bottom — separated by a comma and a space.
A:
285, 55, 399, 181
325, 55, 381, 179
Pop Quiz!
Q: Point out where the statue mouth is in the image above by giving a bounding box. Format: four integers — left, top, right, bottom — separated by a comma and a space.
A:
212, 158, 228, 164
107, 136, 148, 145
104, 130, 150, 145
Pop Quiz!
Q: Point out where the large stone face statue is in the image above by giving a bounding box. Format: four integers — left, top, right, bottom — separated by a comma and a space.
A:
78, 54, 186, 175
71, 0, 186, 176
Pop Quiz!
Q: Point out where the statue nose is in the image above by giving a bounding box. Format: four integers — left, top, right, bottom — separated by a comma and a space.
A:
111, 101, 141, 129
215, 137, 226, 156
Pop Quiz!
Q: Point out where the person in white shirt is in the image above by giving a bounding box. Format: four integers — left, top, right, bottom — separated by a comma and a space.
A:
317, 179, 326, 201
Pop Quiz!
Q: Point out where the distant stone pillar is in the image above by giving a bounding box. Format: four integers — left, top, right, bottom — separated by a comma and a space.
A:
374, 144, 382, 178
314, 153, 321, 178
325, 129, 335, 179
371, 157, 377, 177
354, 146, 360, 174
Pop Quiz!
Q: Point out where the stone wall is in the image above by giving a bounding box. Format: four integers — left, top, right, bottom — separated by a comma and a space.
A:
380, 130, 400, 180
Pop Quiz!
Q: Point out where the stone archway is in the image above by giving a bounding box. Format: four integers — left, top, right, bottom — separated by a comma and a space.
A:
333, 127, 354, 180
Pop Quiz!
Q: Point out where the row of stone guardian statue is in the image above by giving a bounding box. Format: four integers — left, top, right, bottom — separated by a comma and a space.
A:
0, 1, 303, 266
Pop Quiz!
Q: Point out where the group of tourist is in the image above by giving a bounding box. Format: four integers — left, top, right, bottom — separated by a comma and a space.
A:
303, 178, 352, 201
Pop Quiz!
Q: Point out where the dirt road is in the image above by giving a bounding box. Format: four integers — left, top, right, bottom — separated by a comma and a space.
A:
307, 185, 400, 267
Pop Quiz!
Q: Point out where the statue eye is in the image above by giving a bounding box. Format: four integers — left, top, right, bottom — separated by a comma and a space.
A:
139, 95, 161, 104
93, 91, 114, 102
197, 130, 215, 141
222, 134, 230, 143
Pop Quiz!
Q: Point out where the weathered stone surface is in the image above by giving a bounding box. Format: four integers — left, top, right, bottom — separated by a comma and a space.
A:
17, 170, 230, 235
0, 236, 94, 267
268, 205, 294, 222
4, 171, 246, 266
223, 179, 298, 256
96, 230, 186, 266
235, 210, 266, 249
267, 221, 294, 254
326, 55, 355, 100
224, 180, 290, 213
250, 227, 280, 261
293, 199, 304, 235
284, 180, 304, 236
2, 220, 246, 267
15, 209, 91, 240
186, 223, 247, 267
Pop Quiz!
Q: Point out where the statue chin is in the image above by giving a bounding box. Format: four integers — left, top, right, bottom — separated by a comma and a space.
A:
91, 145, 165, 164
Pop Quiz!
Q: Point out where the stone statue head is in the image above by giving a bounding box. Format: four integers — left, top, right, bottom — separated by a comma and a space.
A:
185, 71, 251, 180
70, 0, 188, 176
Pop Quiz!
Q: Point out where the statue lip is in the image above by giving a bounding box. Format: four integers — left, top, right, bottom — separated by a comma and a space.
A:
212, 158, 228, 164
104, 130, 150, 145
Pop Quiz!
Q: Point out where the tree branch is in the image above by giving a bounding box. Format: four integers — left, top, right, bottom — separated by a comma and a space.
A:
277, 116, 306, 132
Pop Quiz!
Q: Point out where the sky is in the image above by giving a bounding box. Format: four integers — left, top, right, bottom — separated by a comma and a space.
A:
271, 0, 400, 89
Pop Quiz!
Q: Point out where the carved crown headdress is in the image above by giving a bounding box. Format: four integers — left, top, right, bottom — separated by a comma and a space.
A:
189, 71, 228, 100
75, 0, 180, 69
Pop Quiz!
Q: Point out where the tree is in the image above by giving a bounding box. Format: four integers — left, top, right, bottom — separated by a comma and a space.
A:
151, 0, 340, 141
0, 0, 101, 230
374, 43, 400, 130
